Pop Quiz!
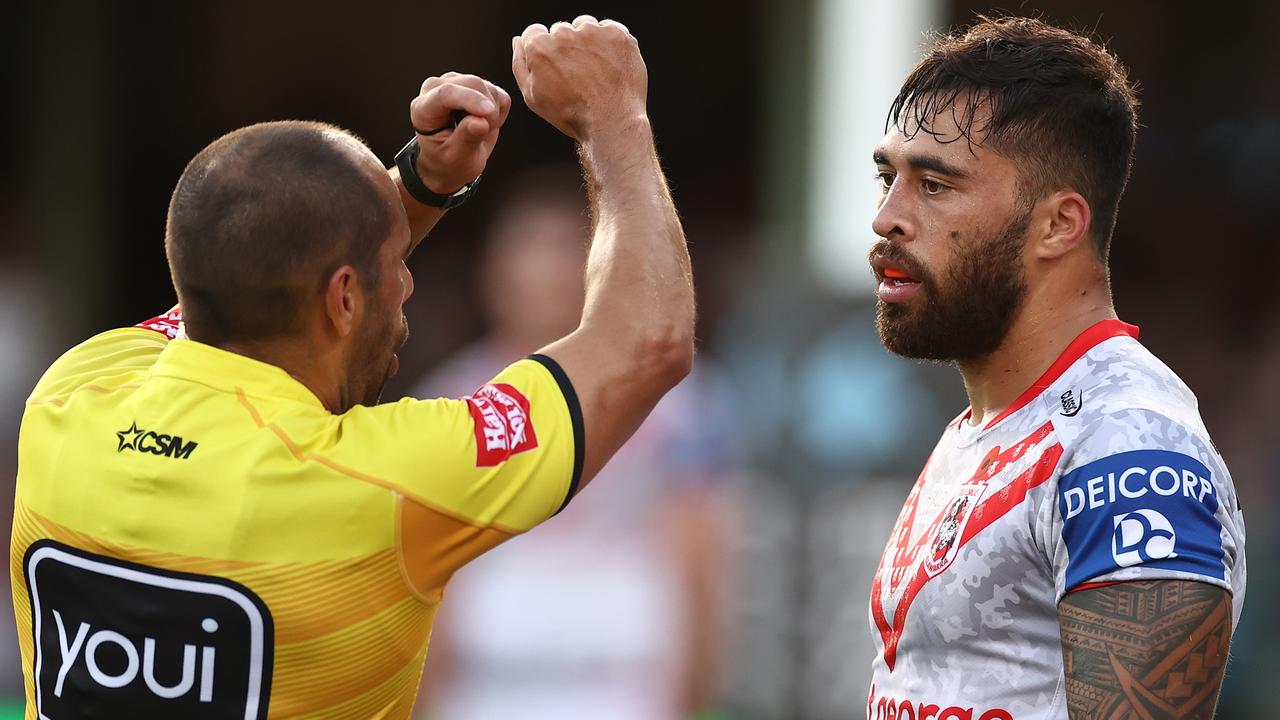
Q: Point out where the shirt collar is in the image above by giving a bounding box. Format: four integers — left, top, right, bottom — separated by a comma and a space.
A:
149, 338, 327, 410
953, 318, 1140, 440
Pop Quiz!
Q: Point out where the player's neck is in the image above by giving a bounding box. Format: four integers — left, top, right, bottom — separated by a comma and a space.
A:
957, 284, 1115, 428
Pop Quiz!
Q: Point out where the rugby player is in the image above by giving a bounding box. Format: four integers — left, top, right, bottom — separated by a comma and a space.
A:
12, 16, 692, 719
864, 17, 1246, 720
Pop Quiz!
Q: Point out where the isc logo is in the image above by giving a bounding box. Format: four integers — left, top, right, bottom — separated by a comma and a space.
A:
25, 540, 273, 719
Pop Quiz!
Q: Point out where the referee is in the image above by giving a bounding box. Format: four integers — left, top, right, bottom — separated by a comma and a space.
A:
12, 17, 692, 719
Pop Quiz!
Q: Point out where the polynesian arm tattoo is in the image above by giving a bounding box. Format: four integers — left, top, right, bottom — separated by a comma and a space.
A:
1058, 580, 1232, 719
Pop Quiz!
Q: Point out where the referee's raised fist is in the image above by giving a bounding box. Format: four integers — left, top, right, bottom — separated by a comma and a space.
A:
408, 72, 511, 194
512, 16, 647, 142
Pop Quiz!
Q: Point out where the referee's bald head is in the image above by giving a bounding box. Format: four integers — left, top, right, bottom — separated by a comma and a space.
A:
164, 121, 395, 345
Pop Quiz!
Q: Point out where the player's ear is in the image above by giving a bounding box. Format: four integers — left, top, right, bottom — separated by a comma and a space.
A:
1033, 190, 1091, 260
323, 266, 358, 337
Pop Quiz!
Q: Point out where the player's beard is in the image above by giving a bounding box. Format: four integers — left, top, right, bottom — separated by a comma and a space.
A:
873, 207, 1031, 363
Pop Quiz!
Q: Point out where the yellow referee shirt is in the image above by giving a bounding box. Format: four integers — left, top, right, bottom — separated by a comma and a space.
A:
11, 310, 583, 719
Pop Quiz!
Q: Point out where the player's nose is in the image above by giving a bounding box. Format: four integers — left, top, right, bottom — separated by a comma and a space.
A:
871, 186, 915, 242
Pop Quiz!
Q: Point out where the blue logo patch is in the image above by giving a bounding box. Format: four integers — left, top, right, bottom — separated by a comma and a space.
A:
1058, 449, 1223, 590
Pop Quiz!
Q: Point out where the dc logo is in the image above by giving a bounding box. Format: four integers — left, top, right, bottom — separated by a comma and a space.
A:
1111, 509, 1178, 567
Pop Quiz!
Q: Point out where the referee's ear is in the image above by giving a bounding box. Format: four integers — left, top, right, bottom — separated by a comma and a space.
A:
324, 265, 360, 338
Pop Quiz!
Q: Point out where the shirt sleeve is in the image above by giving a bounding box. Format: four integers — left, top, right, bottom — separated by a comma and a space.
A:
341, 355, 583, 597
1048, 407, 1245, 601
393, 354, 581, 525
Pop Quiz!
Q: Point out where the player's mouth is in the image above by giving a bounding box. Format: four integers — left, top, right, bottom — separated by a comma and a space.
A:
873, 261, 923, 303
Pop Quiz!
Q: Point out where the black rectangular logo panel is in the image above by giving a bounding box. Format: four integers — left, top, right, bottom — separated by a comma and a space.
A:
24, 540, 273, 719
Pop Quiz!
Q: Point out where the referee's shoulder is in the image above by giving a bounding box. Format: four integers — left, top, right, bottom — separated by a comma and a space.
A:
28, 326, 166, 405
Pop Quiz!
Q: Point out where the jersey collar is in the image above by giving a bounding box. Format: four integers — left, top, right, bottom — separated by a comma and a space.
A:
149, 339, 327, 410
957, 319, 1140, 433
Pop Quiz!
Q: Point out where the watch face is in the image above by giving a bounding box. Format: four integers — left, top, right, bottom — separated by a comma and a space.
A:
444, 175, 481, 209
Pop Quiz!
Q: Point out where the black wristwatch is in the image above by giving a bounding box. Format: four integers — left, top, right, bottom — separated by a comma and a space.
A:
394, 137, 481, 211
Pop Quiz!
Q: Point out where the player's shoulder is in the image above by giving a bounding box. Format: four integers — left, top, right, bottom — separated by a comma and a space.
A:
1042, 335, 1234, 508
1043, 338, 1245, 603
1048, 334, 1209, 452
28, 326, 170, 404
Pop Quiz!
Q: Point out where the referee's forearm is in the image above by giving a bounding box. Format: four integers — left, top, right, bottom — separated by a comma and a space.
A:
390, 166, 448, 253
577, 114, 695, 379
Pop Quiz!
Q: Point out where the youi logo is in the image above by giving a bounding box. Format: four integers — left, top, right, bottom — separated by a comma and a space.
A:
24, 540, 273, 719
1058, 449, 1224, 590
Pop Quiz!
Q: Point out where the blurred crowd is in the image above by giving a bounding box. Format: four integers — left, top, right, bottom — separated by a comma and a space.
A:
405, 166, 742, 719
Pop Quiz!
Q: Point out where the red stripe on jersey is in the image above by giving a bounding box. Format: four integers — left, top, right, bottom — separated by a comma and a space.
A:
958, 441, 1064, 547
1069, 581, 1123, 593
870, 460, 932, 666
871, 421, 1063, 671
982, 319, 1139, 430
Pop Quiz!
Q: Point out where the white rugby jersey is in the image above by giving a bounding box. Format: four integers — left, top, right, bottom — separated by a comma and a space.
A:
866, 320, 1246, 720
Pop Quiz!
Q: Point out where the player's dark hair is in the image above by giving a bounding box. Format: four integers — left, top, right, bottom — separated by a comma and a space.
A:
889, 16, 1139, 259
165, 121, 392, 344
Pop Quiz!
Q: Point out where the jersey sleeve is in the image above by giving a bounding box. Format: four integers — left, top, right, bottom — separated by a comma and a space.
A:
341, 354, 583, 596
1048, 407, 1244, 600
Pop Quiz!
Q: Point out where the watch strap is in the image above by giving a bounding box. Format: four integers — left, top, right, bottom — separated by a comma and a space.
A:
394, 137, 480, 210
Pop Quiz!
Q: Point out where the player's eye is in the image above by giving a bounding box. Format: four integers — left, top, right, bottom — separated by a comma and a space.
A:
875, 171, 895, 190
922, 178, 947, 195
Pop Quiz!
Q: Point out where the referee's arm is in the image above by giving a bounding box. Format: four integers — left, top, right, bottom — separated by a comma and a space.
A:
395, 73, 513, 249
514, 18, 696, 489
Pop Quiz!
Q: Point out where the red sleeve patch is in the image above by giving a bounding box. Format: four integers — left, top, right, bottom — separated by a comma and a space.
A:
134, 309, 184, 340
465, 383, 539, 467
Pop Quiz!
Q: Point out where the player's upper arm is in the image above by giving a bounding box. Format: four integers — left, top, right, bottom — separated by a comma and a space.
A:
1046, 404, 1246, 717
1058, 579, 1232, 719
1048, 406, 1244, 601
